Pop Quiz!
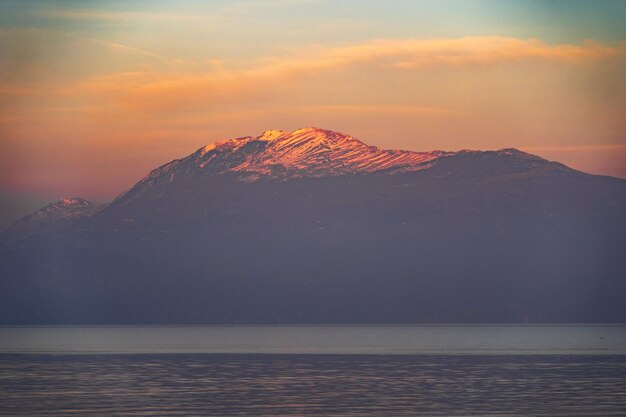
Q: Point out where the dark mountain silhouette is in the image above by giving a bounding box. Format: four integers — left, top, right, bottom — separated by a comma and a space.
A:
1, 128, 625, 324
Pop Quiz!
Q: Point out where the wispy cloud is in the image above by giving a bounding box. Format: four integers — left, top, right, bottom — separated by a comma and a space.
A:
86, 38, 170, 61
222, 0, 325, 14
73, 36, 626, 112
300, 104, 463, 116
35, 9, 211, 22
267, 37, 625, 72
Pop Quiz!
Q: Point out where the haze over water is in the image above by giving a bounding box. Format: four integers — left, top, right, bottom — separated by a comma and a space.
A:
1, 325, 625, 355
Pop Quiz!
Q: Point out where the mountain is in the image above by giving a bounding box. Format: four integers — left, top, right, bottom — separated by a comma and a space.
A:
1, 128, 625, 324
112, 127, 451, 208
2, 197, 99, 239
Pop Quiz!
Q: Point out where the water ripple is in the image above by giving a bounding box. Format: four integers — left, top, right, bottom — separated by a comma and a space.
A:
1, 354, 625, 416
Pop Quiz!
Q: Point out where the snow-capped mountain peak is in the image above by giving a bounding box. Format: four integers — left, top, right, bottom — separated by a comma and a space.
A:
259, 129, 287, 141
186, 127, 453, 181
2, 197, 98, 236
112, 128, 558, 209
31, 198, 94, 218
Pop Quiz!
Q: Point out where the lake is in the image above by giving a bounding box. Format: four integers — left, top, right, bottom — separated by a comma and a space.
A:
1, 325, 625, 415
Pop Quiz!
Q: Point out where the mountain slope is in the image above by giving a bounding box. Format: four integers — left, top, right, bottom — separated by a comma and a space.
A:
109, 127, 564, 212
2, 198, 99, 239
113, 127, 452, 207
1, 128, 625, 324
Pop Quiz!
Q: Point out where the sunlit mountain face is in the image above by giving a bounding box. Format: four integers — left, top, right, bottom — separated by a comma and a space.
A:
112, 127, 554, 205
1, 128, 625, 324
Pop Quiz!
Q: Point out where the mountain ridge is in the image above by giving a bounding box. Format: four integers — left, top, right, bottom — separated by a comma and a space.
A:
0, 128, 592, 236
109, 127, 562, 208
1, 127, 625, 324
0, 127, 607, 237
143, 127, 548, 182
3, 128, 559, 236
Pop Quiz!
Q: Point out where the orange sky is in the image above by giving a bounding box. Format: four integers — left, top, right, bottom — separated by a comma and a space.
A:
1, 1, 625, 225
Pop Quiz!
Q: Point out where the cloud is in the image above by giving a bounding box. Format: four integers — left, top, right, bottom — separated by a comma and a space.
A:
296, 104, 462, 116
86, 38, 170, 61
34, 9, 211, 22
70, 36, 625, 112
382, 37, 624, 69
36, 0, 324, 22
257, 36, 625, 73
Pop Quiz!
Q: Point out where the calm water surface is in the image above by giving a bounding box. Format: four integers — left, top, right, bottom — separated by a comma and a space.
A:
1, 325, 625, 355
0, 325, 625, 416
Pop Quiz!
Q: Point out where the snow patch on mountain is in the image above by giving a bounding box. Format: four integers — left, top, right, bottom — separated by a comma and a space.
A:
133, 128, 548, 191
193, 127, 456, 180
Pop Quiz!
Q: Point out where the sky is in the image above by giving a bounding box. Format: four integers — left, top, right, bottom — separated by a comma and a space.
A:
0, 0, 625, 227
